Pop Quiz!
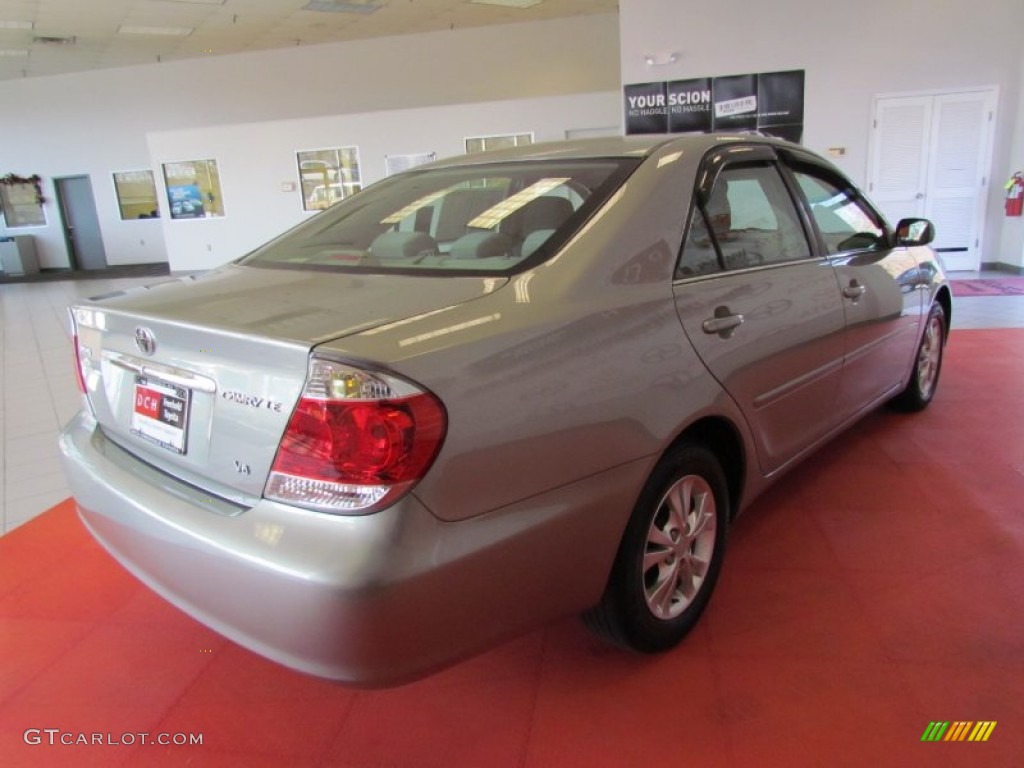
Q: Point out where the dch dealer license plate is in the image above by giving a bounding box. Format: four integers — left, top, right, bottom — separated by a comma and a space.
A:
130, 375, 192, 455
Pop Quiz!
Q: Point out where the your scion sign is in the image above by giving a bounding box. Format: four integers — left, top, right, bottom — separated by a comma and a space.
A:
625, 69, 804, 142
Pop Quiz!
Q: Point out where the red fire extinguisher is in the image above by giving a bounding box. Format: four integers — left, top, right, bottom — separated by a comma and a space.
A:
1007, 172, 1024, 217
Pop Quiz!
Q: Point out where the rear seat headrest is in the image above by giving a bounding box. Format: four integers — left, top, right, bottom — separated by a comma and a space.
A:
521, 229, 556, 259
370, 231, 439, 261
449, 231, 517, 260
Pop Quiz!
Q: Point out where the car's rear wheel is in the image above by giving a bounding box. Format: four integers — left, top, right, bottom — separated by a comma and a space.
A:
584, 442, 728, 652
891, 302, 946, 412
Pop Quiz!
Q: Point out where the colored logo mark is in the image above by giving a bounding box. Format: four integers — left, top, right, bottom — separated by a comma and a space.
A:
921, 721, 997, 742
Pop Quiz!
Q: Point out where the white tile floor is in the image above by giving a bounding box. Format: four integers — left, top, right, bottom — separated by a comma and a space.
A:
2, 271, 1023, 534
0, 276, 162, 534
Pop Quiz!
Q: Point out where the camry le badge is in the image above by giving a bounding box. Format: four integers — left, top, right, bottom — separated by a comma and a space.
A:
134, 327, 157, 356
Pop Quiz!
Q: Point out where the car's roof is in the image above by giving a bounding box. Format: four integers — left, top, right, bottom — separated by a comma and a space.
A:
427, 133, 800, 168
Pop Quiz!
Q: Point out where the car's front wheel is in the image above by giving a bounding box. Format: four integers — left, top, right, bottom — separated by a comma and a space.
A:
584, 442, 729, 652
891, 301, 946, 412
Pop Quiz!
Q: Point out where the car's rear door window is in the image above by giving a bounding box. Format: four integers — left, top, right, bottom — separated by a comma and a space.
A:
703, 162, 812, 270
676, 207, 723, 278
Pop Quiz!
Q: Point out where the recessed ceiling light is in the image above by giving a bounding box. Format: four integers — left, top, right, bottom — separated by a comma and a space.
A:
0, 49, 29, 56
0, 20, 34, 30
471, 0, 544, 7
33, 35, 77, 46
151, 0, 226, 5
118, 25, 194, 36
302, 1, 383, 14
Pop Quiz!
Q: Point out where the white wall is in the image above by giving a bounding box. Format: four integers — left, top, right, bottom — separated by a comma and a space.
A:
998, 54, 1024, 268
0, 14, 620, 269
148, 91, 620, 272
6, 3, 1022, 271
619, 0, 1024, 269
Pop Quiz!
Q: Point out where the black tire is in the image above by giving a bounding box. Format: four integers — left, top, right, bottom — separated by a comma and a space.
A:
583, 442, 729, 653
891, 302, 946, 412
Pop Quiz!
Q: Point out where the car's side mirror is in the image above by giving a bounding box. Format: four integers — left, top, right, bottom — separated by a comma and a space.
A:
894, 218, 935, 247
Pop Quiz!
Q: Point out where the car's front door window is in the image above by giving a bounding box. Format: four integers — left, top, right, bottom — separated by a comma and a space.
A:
791, 169, 887, 255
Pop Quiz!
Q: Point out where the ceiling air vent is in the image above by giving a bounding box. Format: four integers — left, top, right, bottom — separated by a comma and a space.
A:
302, 1, 382, 14
33, 35, 78, 45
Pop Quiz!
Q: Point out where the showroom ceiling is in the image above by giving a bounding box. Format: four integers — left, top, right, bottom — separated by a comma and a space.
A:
0, 0, 618, 82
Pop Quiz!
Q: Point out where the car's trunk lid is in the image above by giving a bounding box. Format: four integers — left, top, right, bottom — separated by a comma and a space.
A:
72, 265, 503, 505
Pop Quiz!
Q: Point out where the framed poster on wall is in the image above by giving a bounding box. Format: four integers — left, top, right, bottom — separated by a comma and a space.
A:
162, 159, 225, 220
0, 179, 46, 228
113, 170, 160, 220
464, 133, 534, 154
296, 147, 362, 212
385, 152, 437, 177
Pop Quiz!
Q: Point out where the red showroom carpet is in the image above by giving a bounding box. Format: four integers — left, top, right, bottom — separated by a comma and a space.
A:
2, 329, 1023, 768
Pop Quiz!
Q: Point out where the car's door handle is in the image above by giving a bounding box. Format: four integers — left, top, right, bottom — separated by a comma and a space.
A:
702, 306, 744, 338
843, 281, 866, 301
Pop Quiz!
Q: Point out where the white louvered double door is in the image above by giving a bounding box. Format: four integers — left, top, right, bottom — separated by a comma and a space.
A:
867, 88, 997, 272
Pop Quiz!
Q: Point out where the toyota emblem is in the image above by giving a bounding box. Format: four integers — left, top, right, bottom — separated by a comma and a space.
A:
134, 327, 157, 356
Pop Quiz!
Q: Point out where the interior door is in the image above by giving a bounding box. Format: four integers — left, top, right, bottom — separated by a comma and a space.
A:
923, 92, 996, 271
867, 89, 996, 272
56, 176, 108, 270
867, 96, 931, 223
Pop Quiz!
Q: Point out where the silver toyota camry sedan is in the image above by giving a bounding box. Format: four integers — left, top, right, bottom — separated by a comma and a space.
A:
60, 135, 950, 685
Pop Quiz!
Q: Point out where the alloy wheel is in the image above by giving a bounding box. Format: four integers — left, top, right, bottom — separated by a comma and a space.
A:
642, 474, 717, 620
917, 313, 943, 400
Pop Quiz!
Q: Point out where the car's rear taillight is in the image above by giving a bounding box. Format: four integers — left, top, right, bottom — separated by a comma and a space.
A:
265, 358, 446, 515
69, 307, 94, 408
72, 331, 87, 394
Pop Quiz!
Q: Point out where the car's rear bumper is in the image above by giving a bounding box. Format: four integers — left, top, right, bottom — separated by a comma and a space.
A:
59, 411, 643, 685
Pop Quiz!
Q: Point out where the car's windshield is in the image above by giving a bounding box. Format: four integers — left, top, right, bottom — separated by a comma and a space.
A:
239, 158, 639, 276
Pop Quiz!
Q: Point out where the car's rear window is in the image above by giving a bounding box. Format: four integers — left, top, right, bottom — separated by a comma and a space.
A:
239, 159, 639, 276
